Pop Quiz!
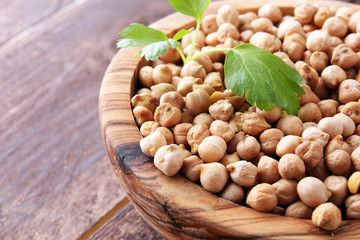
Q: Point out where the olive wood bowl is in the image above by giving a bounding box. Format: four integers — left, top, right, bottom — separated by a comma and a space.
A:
99, 0, 360, 239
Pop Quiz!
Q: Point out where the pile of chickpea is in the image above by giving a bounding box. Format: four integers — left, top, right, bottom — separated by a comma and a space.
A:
131, 3, 360, 231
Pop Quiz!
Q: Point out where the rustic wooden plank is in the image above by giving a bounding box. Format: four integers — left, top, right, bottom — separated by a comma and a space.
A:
0, 0, 174, 239
89, 203, 164, 240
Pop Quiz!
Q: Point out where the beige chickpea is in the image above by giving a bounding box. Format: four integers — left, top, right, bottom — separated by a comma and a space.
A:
224, 89, 245, 110
345, 194, 360, 219
318, 117, 343, 139
136, 88, 151, 95
228, 112, 245, 133
152, 64, 172, 84
155, 127, 174, 145
312, 203, 342, 231
150, 83, 176, 102
164, 64, 180, 77
131, 93, 157, 114
278, 154, 305, 179
317, 99, 338, 117
259, 128, 284, 155
216, 23, 240, 43
204, 72, 224, 92
298, 84, 320, 105
303, 50, 312, 65
312, 78, 330, 100
303, 122, 318, 130
341, 101, 360, 124
236, 135, 260, 160
193, 84, 216, 97
185, 89, 211, 116
285, 201, 313, 219
180, 61, 206, 80
159, 47, 180, 63
306, 161, 329, 182
276, 135, 304, 157
306, 30, 331, 52
321, 65, 347, 89
346, 135, 360, 151
150, 59, 166, 68
181, 155, 203, 182
223, 37, 239, 49
256, 106, 282, 124
326, 150, 351, 176
246, 183, 278, 212
294, 3, 317, 24
257, 156, 281, 184
345, 33, 360, 52
295, 140, 323, 168
219, 182, 244, 204
216, 4, 240, 27
274, 51, 290, 60
194, 54, 212, 74
227, 160, 258, 187
336, 6, 354, 21
227, 131, 245, 154
351, 146, 360, 171
205, 32, 221, 46
302, 127, 329, 148
277, 115, 303, 136
258, 4, 282, 23
212, 62, 225, 80
181, 30, 205, 49
325, 175, 348, 206
180, 108, 194, 124
219, 152, 240, 167
325, 135, 351, 157
160, 91, 184, 110
133, 106, 154, 126
339, 79, 360, 104
198, 136, 227, 163
154, 144, 184, 176
187, 124, 210, 154
171, 76, 182, 88
140, 121, 160, 137
273, 179, 298, 206
210, 91, 226, 104
139, 130, 167, 157
209, 120, 235, 143
138, 66, 154, 87
331, 44, 359, 69
350, 11, 360, 33
314, 7, 332, 28
322, 16, 348, 38
297, 103, 322, 123
250, 32, 281, 53
242, 112, 271, 137
298, 64, 319, 89
251, 17, 273, 33
277, 20, 305, 40
303, 24, 317, 33
297, 176, 331, 208
192, 113, 213, 129
309, 51, 329, 72
177, 77, 202, 97
201, 14, 218, 35
154, 103, 181, 128
239, 30, 254, 43
334, 113, 355, 137
200, 162, 228, 193
173, 123, 193, 146
209, 100, 234, 122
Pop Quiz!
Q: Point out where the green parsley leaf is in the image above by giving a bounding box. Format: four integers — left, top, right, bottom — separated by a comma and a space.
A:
224, 43, 306, 115
173, 27, 194, 41
168, 0, 211, 22
117, 23, 169, 48
135, 40, 181, 61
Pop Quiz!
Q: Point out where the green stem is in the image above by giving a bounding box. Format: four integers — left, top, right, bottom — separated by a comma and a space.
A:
186, 21, 201, 62
188, 48, 231, 62
176, 47, 186, 64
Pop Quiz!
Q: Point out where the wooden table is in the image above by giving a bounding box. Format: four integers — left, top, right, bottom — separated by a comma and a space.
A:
1, 0, 359, 239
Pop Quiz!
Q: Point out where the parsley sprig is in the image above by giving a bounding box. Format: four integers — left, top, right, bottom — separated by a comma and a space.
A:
117, 0, 306, 115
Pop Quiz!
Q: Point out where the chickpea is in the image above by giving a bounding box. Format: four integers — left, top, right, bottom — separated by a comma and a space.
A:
356, 124, 360, 135
255, 106, 282, 124
331, 44, 359, 69
334, 113, 355, 137
349, 10, 360, 33
209, 120, 235, 143
192, 113, 213, 129
345, 194, 360, 219
303, 50, 312, 65
139, 121, 160, 137
258, 4, 282, 23
204, 72, 224, 91
180, 61, 206, 80
246, 183, 278, 212
314, 7, 332, 28
209, 100, 234, 121
177, 77, 202, 97
173, 123, 192, 146
294, 3, 317, 24
159, 91, 184, 110
317, 117, 343, 139
251, 17, 273, 33
351, 146, 360, 171
303, 24, 317, 33
219, 182, 244, 204
205, 32, 221, 46
211, 62, 225, 80
259, 128, 284, 155
136, 88, 151, 95
312, 78, 330, 100
306, 30, 331, 53
138, 66, 154, 87
154, 144, 184, 176
298, 84, 320, 105
298, 64, 319, 89
324, 175, 348, 206
285, 201, 313, 219
344, 33, 360, 52
187, 124, 210, 154
194, 54, 212, 74
242, 112, 271, 136
223, 90, 245, 110
317, 99, 338, 117
154, 103, 181, 128
180, 108, 194, 124
338, 79, 360, 105
150, 83, 176, 102
227, 160, 258, 187
257, 156, 281, 184
325, 135, 351, 156
322, 16, 348, 38
303, 122, 318, 130
295, 140, 323, 168
276, 135, 304, 157
336, 6, 354, 21
297, 176, 331, 208
325, 150, 351, 176
131, 93, 157, 114
164, 63, 180, 77
171, 76, 182, 88
159, 47, 180, 63
302, 127, 329, 148
346, 135, 360, 151
216, 23, 240, 43
297, 103, 322, 123
193, 84, 215, 96
201, 14, 218, 35
181, 155, 203, 182
139, 130, 167, 157
200, 162, 229, 193
155, 127, 174, 145
150, 59, 166, 68
236, 135, 260, 160
346, 69, 357, 80
312, 203, 342, 231
185, 89, 211, 116
239, 30, 254, 43
223, 37, 239, 49
181, 30, 205, 49
309, 51, 329, 72
277, 115, 303, 136
198, 136, 227, 163
227, 131, 245, 154
277, 20, 305, 40
152, 64, 172, 84
216, 4, 240, 27
274, 51, 290, 60
250, 32, 281, 53
278, 153, 306, 179
306, 161, 329, 182
133, 106, 154, 126
271, 179, 297, 206
341, 101, 360, 124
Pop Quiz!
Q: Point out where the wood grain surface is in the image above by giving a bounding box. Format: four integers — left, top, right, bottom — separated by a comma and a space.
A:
99, 0, 360, 239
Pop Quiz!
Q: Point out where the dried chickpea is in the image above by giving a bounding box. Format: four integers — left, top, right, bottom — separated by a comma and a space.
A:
181, 30, 205, 49
297, 177, 331, 208
314, 7, 332, 28
216, 23, 240, 43
216, 4, 240, 27
194, 54, 212, 73
219, 183, 244, 204
236, 136, 260, 160
345, 33, 360, 52
171, 76, 182, 88
227, 131, 245, 154
204, 72, 224, 91
306, 30, 331, 52
187, 124, 210, 154
345, 194, 360, 219
177, 77, 203, 97
295, 140, 323, 168
302, 127, 329, 148
201, 14, 218, 35
227, 161, 258, 187
193, 84, 215, 96
325, 135, 351, 156
136, 88, 151, 95
133, 106, 154, 126
250, 32, 281, 53
318, 117, 343, 139
258, 4, 282, 23
251, 17, 273, 33
276, 135, 304, 157
154, 144, 184, 176
208, 100, 234, 121
309, 51, 329, 72
285, 201, 313, 219
259, 128, 284, 155
257, 156, 281, 184
303, 50, 312, 65
312, 78, 330, 100
278, 154, 306, 179
351, 147, 360, 171
150, 59, 166, 68
239, 30, 254, 43
140, 121, 160, 137
192, 113, 213, 129
298, 84, 320, 105
338, 79, 360, 104
154, 103, 181, 128
277, 115, 303, 136
317, 99, 338, 117
273, 179, 298, 206
297, 103, 322, 123
185, 89, 211, 116
324, 175, 348, 206
166, 63, 181, 76
200, 162, 229, 193
294, 3, 317, 24
173, 123, 193, 146
219, 152, 240, 167
256, 106, 282, 124
180, 61, 206, 80
205, 32, 220, 46
277, 20, 305, 40
336, 6, 354, 21
152, 64, 172, 84
181, 155, 203, 182
131, 93, 157, 114
326, 150, 351, 176
346, 135, 360, 151
160, 91, 184, 110
322, 16, 348, 38
246, 183, 278, 212
198, 136, 227, 163
150, 83, 176, 102
180, 109, 194, 124
223, 89, 245, 110
341, 101, 360, 124
303, 122, 318, 130
306, 161, 329, 182
138, 66, 154, 87
209, 120, 235, 143
139, 130, 167, 157
346, 69, 357, 80
321, 65, 347, 89
242, 112, 271, 136
331, 44, 359, 69
298, 64, 319, 89
334, 113, 355, 137
312, 203, 342, 231
156, 127, 174, 145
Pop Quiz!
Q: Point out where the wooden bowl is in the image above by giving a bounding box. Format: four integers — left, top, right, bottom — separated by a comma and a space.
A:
99, 0, 360, 239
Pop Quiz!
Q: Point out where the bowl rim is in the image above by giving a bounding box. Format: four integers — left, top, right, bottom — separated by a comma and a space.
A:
99, 0, 360, 239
